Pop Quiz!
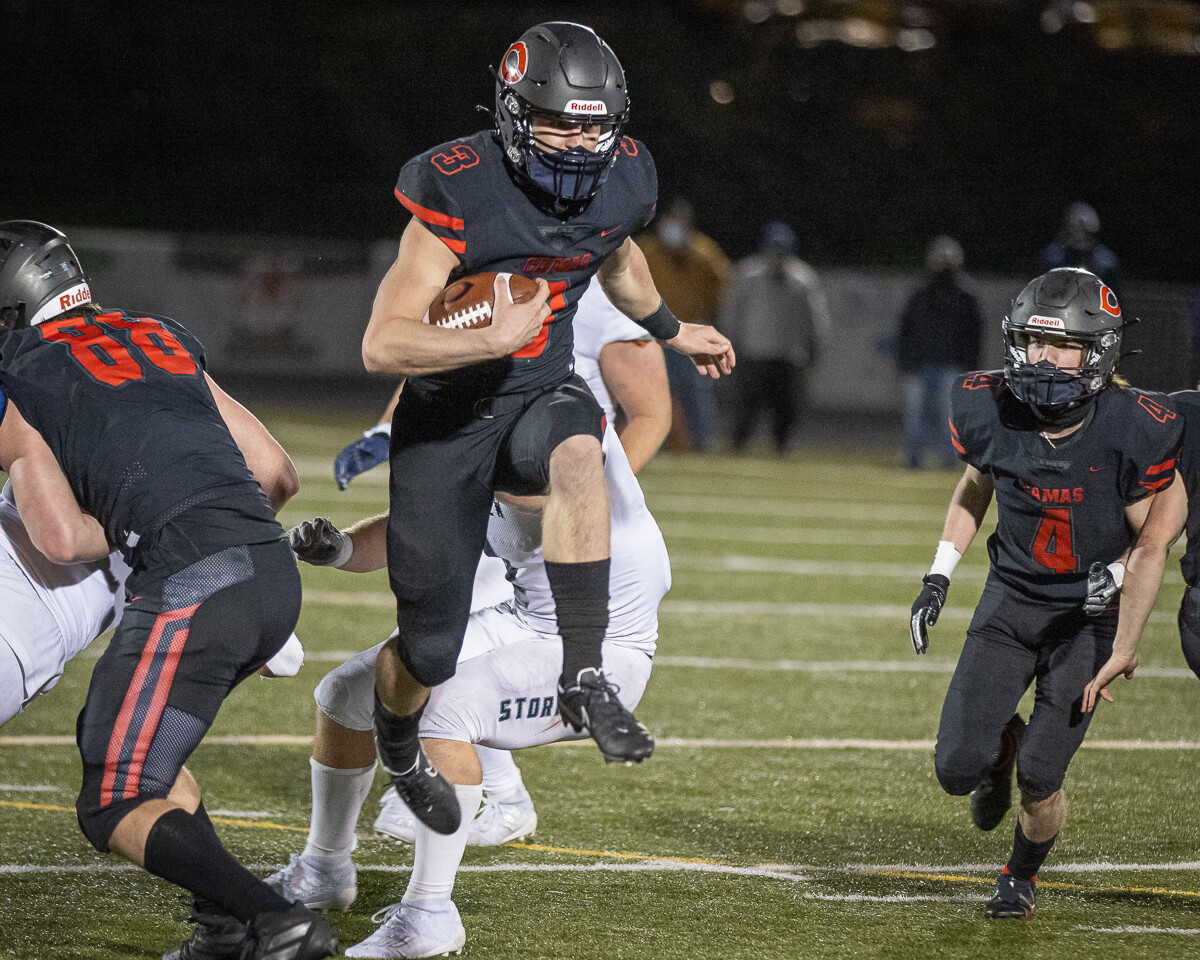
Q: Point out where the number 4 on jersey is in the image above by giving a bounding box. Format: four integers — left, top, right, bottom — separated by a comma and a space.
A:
1031, 507, 1078, 573
39, 314, 196, 387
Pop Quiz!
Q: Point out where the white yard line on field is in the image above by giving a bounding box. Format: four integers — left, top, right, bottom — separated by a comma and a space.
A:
1076, 926, 1200, 935
298, 591, 1181, 625
670, 553, 1185, 585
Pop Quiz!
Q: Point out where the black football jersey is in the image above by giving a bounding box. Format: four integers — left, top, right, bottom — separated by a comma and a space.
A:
950, 372, 1181, 601
0, 310, 279, 573
394, 130, 657, 398
1170, 390, 1200, 587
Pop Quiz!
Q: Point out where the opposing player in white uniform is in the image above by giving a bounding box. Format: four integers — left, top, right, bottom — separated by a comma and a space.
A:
270, 277, 671, 958
0, 478, 131, 725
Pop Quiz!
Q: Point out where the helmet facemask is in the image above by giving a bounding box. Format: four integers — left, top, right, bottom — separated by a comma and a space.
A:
1003, 324, 1120, 428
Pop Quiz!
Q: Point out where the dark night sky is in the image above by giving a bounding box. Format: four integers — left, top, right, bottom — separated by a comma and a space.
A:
5, 0, 1199, 279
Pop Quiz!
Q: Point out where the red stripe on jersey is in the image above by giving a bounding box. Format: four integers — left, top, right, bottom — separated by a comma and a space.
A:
394, 188, 465, 231
1139, 476, 1173, 492
1145, 458, 1177, 474
99, 603, 199, 806
949, 418, 965, 454
438, 235, 466, 255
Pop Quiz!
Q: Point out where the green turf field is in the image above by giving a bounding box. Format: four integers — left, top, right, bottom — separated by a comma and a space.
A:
2, 409, 1199, 959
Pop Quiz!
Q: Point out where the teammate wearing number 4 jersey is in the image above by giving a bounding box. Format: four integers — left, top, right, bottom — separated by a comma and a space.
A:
909, 268, 1181, 921
0, 221, 336, 960
361, 20, 732, 838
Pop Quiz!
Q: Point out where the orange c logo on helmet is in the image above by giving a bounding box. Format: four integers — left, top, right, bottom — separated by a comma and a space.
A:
502, 42, 527, 83
1100, 284, 1121, 317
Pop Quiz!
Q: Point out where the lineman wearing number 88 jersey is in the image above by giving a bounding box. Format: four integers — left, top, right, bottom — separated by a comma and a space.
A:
909, 268, 1181, 920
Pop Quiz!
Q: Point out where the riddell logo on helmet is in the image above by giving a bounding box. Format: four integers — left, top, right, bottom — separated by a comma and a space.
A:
1027, 315, 1065, 330
502, 42, 527, 83
30, 282, 92, 326
565, 100, 608, 114
60, 285, 91, 312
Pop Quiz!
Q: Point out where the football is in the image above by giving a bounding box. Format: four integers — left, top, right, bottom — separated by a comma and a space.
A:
423, 271, 541, 330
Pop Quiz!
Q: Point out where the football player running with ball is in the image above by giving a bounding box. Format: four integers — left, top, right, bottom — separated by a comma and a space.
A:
909, 268, 1181, 920
360, 21, 732, 836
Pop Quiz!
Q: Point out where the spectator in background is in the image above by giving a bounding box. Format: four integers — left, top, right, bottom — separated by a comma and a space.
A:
637, 198, 730, 451
719, 221, 830, 454
1038, 202, 1123, 304
896, 235, 983, 469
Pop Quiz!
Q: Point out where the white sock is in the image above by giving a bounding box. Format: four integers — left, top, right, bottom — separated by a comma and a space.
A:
301, 758, 376, 861
403, 783, 483, 902
476, 746, 524, 800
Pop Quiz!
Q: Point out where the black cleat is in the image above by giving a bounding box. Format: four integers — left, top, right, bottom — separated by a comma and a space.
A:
246, 902, 339, 960
162, 907, 247, 960
971, 713, 1025, 831
559, 668, 654, 764
985, 868, 1036, 919
385, 747, 462, 836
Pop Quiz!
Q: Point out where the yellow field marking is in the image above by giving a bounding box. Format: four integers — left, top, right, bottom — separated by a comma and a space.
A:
506, 841, 734, 866
4, 798, 1199, 900
865, 869, 1200, 899
0, 798, 305, 832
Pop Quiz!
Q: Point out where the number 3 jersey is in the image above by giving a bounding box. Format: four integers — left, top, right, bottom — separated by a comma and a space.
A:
0, 310, 280, 590
950, 372, 1181, 602
394, 129, 658, 399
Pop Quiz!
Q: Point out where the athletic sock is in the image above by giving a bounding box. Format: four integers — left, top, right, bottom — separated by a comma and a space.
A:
476, 746, 524, 800
374, 693, 424, 775
403, 783, 483, 902
1006, 821, 1057, 881
144, 807, 291, 922
545, 558, 610, 684
301, 758, 376, 861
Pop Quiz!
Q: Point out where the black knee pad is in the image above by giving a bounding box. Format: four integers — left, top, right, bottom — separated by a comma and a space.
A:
395, 631, 460, 687
76, 778, 157, 853
934, 745, 987, 796
1014, 757, 1063, 803
499, 375, 603, 494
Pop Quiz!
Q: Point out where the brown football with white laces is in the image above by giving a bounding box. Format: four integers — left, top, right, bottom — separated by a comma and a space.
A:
423, 271, 541, 330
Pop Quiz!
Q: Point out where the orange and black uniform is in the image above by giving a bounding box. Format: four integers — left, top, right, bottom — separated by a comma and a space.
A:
386, 129, 657, 685
936, 373, 1180, 800
0, 311, 296, 849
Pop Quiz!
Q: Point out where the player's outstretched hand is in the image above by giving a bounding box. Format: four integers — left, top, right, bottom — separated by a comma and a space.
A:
1082, 651, 1138, 713
666, 322, 735, 378
490, 274, 551, 356
1083, 561, 1121, 617
289, 517, 351, 567
910, 574, 949, 655
333, 426, 390, 490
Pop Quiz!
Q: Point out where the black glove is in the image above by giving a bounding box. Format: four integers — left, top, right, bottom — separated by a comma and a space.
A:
289, 517, 350, 567
333, 430, 390, 491
910, 574, 949, 655
1084, 561, 1120, 617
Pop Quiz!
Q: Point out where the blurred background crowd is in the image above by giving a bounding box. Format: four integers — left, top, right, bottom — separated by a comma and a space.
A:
7, 0, 1200, 463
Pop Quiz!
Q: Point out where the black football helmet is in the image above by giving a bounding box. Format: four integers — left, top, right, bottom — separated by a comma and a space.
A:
1002, 267, 1123, 427
0, 220, 91, 336
494, 22, 629, 207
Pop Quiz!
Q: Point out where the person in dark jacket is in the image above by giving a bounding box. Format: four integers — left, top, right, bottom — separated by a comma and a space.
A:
896, 236, 983, 468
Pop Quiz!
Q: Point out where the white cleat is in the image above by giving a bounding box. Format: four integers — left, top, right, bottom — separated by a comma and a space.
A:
264, 853, 357, 911
374, 786, 537, 847
466, 789, 537, 847
346, 899, 466, 959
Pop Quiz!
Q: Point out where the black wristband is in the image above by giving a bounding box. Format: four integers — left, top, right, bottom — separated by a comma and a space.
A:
633, 299, 682, 340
